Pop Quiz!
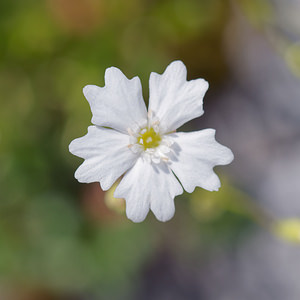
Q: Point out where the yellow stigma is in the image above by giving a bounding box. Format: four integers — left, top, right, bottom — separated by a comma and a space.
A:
137, 127, 161, 150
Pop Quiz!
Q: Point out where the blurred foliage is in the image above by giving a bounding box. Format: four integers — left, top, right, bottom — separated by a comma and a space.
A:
237, 0, 273, 27
274, 219, 300, 244
0, 0, 297, 299
285, 43, 300, 77
237, 0, 300, 79
104, 181, 126, 215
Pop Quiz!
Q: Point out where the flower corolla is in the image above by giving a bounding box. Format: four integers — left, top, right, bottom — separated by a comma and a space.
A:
69, 61, 234, 222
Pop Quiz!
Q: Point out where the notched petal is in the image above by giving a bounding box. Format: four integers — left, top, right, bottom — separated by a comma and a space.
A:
148, 60, 209, 133
114, 158, 183, 223
83, 66, 147, 133
168, 129, 234, 193
69, 126, 138, 191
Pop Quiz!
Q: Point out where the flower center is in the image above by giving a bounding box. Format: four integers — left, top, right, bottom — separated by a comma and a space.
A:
137, 127, 161, 150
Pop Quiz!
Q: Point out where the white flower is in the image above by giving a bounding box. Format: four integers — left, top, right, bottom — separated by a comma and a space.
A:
69, 60, 234, 223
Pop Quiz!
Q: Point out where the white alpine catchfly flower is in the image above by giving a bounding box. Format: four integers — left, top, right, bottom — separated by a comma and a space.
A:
69, 60, 234, 223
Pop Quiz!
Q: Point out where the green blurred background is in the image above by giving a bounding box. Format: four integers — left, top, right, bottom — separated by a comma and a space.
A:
1, 0, 300, 299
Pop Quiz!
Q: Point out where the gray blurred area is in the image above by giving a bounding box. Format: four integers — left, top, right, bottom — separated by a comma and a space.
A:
206, 4, 300, 300
137, 3, 300, 300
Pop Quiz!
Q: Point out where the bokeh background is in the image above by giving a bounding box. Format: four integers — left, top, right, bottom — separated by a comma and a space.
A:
1, 0, 300, 299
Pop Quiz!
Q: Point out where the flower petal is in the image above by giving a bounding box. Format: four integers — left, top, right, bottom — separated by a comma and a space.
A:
69, 126, 138, 190
114, 158, 183, 223
168, 129, 234, 193
83, 67, 148, 133
148, 60, 209, 133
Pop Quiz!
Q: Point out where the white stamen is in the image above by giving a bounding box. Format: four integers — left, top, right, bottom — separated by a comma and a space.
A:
158, 145, 170, 154
147, 109, 153, 119
152, 119, 160, 126
127, 115, 175, 164
131, 123, 141, 134
142, 152, 151, 163
162, 136, 174, 147
127, 128, 134, 136
150, 117, 160, 132
145, 148, 155, 155
151, 155, 161, 164
129, 136, 137, 144
140, 120, 147, 128
130, 144, 142, 154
